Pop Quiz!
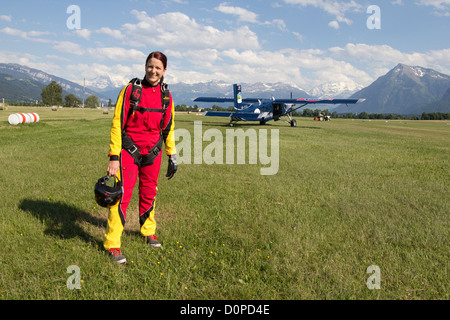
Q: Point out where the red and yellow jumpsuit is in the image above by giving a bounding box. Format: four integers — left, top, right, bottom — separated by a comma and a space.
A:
103, 79, 176, 251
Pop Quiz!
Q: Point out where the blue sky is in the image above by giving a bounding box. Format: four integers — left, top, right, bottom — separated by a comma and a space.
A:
0, 0, 449, 93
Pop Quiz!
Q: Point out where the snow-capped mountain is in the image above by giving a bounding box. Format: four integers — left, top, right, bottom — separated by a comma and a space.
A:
167, 81, 312, 106
309, 81, 365, 99
334, 63, 450, 114
85, 75, 130, 92
0, 63, 110, 103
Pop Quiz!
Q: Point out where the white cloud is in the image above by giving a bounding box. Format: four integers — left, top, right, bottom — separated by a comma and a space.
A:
0, 15, 12, 22
264, 19, 288, 31
0, 27, 50, 41
329, 43, 450, 75
0, 50, 39, 65
168, 48, 220, 69
122, 10, 260, 50
416, 0, 450, 15
0, 50, 63, 77
86, 47, 146, 62
328, 21, 340, 29
52, 41, 84, 55
417, 0, 450, 9
293, 31, 303, 41
74, 29, 91, 40
166, 47, 373, 89
96, 27, 125, 40
215, 3, 288, 31
215, 3, 259, 23
283, 0, 362, 27
165, 41, 450, 90
45, 55, 71, 62
66, 63, 141, 87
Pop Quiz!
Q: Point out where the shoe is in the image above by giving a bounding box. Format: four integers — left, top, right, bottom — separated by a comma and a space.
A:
147, 235, 161, 248
108, 248, 127, 264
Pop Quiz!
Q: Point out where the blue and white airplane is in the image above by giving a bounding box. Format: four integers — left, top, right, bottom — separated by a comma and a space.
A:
194, 84, 365, 127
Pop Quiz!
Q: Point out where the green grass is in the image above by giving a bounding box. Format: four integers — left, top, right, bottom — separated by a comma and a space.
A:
0, 107, 448, 300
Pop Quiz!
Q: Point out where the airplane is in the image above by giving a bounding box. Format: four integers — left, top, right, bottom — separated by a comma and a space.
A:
194, 84, 365, 127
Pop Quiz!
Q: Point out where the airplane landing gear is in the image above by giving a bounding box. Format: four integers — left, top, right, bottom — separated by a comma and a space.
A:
282, 112, 297, 127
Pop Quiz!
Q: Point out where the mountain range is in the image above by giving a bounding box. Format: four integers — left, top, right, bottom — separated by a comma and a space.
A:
0, 63, 110, 104
334, 63, 450, 114
0, 62, 449, 114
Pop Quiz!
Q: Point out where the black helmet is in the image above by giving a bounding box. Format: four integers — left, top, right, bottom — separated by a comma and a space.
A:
94, 176, 123, 207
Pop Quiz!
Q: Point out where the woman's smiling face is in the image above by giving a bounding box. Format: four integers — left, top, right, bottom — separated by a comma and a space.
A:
145, 57, 166, 86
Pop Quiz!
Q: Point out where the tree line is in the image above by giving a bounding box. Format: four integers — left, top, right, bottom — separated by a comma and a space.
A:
174, 104, 234, 112
40, 81, 100, 108
178, 105, 449, 120
294, 108, 449, 120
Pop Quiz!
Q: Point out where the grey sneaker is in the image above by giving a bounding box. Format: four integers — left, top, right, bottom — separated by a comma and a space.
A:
108, 248, 127, 264
147, 235, 161, 248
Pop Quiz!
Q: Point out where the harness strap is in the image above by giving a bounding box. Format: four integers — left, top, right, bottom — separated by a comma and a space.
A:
121, 78, 170, 168
140, 135, 163, 167
123, 132, 163, 167
134, 107, 165, 113
129, 78, 142, 109
160, 83, 170, 128
127, 79, 170, 117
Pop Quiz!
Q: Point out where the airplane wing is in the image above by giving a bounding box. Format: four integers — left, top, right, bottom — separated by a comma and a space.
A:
274, 98, 365, 104
194, 97, 261, 103
204, 111, 262, 120
203, 111, 233, 117
194, 97, 234, 103
195, 97, 364, 105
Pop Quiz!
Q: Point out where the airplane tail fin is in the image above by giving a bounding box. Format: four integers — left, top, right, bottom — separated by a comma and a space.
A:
233, 84, 242, 110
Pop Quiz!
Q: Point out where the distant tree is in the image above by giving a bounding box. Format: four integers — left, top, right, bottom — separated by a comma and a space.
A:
421, 112, 449, 120
302, 108, 313, 117
344, 112, 357, 118
85, 95, 99, 108
211, 104, 225, 111
64, 94, 81, 108
313, 109, 321, 117
358, 112, 369, 119
41, 81, 63, 106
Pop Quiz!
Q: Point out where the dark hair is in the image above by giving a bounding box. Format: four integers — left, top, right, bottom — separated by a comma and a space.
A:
146, 51, 167, 84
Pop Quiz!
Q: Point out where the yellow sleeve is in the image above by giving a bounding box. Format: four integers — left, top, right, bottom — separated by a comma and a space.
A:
108, 85, 128, 158
163, 99, 177, 156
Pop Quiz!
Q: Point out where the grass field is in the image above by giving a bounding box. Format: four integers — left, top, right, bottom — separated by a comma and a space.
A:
0, 106, 448, 300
